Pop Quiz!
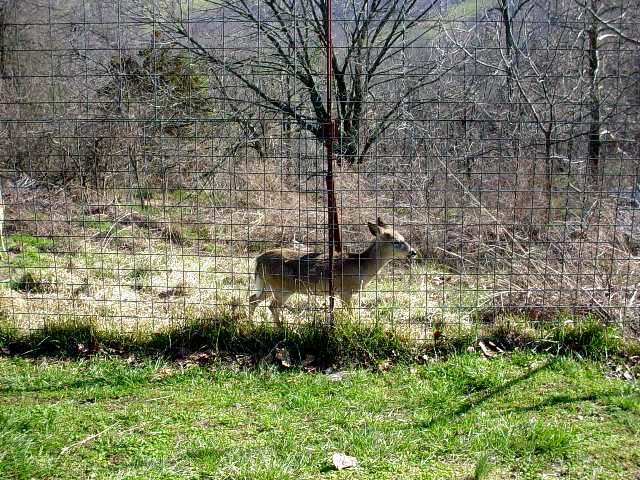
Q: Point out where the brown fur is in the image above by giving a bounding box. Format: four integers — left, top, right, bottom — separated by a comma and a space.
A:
248, 218, 416, 326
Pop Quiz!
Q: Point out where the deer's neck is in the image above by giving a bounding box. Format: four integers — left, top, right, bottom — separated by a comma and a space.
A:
354, 241, 393, 281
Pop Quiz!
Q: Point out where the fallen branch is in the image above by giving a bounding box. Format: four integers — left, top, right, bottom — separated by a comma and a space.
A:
59, 424, 117, 455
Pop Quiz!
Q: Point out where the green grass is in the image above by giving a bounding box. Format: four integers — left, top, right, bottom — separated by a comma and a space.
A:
5, 234, 54, 270
8, 234, 55, 252
1, 313, 638, 393
445, 0, 495, 20
0, 353, 637, 479
473, 453, 493, 479
2, 235, 57, 292
80, 219, 114, 233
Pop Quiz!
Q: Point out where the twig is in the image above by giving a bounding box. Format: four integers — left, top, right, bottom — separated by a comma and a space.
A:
59, 424, 117, 455
91, 212, 134, 247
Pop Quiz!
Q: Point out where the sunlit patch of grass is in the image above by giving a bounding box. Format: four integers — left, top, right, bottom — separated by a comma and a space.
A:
8, 234, 54, 252
607, 394, 639, 412
472, 453, 493, 480
78, 251, 118, 280
7, 250, 50, 270
469, 416, 577, 477
5, 234, 54, 271
79, 219, 113, 233
506, 420, 574, 459
550, 318, 622, 359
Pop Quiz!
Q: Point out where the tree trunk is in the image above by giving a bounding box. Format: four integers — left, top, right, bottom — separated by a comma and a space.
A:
587, 7, 601, 179
0, 3, 7, 77
545, 129, 553, 222
499, 0, 515, 98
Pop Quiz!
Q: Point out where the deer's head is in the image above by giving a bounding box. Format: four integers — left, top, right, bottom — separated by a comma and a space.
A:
368, 217, 417, 259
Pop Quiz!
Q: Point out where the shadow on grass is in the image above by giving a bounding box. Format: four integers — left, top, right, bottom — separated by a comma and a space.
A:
418, 357, 630, 431
0, 376, 145, 395
418, 357, 559, 429
507, 391, 622, 413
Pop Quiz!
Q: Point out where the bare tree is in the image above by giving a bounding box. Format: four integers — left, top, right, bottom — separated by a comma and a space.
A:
576, 0, 640, 47
575, 0, 640, 179
135, 0, 451, 165
492, 0, 535, 99
0, 0, 12, 77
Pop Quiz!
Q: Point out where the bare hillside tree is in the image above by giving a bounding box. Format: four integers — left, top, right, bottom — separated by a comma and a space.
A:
575, 0, 640, 179
135, 0, 451, 165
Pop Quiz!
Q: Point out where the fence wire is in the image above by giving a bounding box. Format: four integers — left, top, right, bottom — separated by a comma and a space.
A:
0, 0, 639, 340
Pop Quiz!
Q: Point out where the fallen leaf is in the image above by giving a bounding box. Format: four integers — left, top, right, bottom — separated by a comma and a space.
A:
487, 340, 505, 353
431, 275, 452, 285
378, 360, 393, 372
188, 352, 212, 365
151, 367, 174, 381
326, 371, 347, 382
623, 371, 633, 380
332, 452, 357, 470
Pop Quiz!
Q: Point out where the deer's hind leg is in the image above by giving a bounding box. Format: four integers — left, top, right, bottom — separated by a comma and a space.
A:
249, 273, 272, 319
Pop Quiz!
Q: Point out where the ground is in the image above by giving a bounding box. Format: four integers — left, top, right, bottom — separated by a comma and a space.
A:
1, 352, 638, 479
1, 226, 481, 337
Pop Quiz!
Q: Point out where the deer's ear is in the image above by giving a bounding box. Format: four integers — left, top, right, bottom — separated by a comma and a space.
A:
368, 222, 380, 236
377, 217, 387, 227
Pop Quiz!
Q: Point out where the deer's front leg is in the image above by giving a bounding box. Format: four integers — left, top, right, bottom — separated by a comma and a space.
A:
339, 290, 356, 312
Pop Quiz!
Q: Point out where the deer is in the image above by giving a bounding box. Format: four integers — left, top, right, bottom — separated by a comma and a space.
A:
248, 217, 416, 327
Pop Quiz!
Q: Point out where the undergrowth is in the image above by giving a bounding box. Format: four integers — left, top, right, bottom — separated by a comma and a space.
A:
0, 310, 636, 366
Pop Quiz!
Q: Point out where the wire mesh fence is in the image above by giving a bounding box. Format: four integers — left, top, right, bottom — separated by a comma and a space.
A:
0, 0, 638, 340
